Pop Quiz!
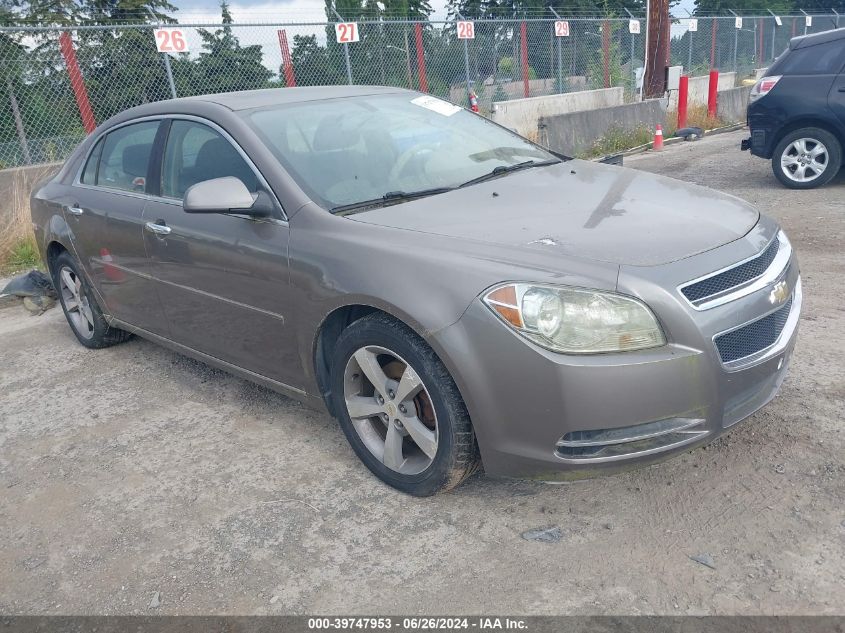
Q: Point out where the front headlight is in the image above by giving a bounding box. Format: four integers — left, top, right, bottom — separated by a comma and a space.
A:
482, 283, 666, 354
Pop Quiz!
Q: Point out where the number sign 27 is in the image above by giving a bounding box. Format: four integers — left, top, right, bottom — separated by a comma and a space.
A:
457, 21, 475, 39
335, 22, 360, 43
154, 29, 188, 53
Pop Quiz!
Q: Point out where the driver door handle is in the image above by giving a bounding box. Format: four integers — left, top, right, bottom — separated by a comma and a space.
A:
65, 205, 84, 216
144, 221, 171, 236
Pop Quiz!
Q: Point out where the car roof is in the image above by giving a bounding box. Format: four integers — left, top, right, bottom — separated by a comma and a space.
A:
791, 26, 845, 50
177, 85, 413, 111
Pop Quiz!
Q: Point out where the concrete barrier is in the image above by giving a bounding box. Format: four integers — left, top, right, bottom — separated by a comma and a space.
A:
449, 77, 588, 112
717, 86, 752, 124
539, 99, 666, 157
491, 87, 625, 140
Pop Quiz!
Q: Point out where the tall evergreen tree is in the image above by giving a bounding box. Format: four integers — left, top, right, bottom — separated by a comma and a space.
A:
194, 1, 273, 93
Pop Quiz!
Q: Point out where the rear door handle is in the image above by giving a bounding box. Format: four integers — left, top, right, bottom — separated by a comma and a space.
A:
144, 221, 171, 236
64, 205, 84, 216
838, 87, 845, 92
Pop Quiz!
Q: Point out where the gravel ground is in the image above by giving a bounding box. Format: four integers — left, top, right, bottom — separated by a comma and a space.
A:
1, 129, 843, 616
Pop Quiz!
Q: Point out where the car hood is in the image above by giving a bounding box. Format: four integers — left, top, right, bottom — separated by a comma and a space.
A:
349, 160, 760, 266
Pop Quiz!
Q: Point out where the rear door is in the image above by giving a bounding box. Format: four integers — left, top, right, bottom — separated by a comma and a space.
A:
829, 57, 845, 129
141, 118, 299, 387
67, 119, 169, 334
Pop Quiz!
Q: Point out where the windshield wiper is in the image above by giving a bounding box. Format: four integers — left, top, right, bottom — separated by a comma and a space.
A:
330, 187, 454, 214
458, 159, 559, 188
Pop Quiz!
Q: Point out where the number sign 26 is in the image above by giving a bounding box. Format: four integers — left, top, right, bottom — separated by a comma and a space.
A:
457, 21, 475, 39
154, 29, 188, 53
335, 22, 360, 43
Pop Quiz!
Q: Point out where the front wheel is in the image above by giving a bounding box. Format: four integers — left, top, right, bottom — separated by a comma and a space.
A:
330, 313, 479, 496
771, 127, 842, 189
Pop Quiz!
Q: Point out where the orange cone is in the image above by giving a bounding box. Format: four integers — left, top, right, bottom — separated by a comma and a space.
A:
653, 124, 664, 151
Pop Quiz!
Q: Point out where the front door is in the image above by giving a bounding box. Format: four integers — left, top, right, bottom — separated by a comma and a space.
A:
142, 119, 298, 387
67, 119, 169, 335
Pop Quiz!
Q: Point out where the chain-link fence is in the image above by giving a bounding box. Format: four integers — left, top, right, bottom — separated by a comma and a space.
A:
1, 13, 842, 168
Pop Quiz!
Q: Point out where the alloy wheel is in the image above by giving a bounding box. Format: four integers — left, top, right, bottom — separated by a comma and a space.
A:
780, 138, 828, 183
59, 266, 95, 340
343, 345, 439, 475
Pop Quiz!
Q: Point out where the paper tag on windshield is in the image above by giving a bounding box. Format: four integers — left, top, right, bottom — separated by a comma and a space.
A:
411, 95, 461, 117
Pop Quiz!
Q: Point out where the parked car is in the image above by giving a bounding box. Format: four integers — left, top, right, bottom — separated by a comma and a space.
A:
32, 87, 801, 496
742, 27, 845, 189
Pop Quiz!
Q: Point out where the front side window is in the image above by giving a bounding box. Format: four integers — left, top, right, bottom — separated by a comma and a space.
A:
241, 94, 557, 211
161, 120, 260, 199
95, 121, 159, 193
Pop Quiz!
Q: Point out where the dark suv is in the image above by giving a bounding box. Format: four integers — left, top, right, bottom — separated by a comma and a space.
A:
742, 28, 845, 189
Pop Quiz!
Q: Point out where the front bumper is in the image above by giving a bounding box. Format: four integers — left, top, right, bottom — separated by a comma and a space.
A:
431, 221, 800, 480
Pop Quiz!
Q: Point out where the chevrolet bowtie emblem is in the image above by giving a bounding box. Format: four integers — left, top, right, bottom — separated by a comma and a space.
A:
769, 280, 789, 305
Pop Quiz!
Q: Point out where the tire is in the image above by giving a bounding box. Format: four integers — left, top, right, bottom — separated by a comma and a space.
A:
51, 251, 132, 349
330, 312, 479, 496
771, 127, 842, 190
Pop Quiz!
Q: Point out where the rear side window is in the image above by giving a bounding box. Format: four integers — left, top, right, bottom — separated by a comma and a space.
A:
95, 121, 159, 193
81, 138, 103, 184
160, 120, 260, 199
774, 41, 845, 75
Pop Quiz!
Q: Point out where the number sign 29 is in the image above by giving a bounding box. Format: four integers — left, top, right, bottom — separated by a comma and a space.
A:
554, 21, 570, 37
335, 22, 360, 43
154, 29, 189, 53
457, 21, 475, 39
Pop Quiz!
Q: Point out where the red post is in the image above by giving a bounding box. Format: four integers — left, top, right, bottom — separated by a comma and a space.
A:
520, 21, 529, 98
791, 18, 796, 38
710, 18, 718, 69
758, 18, 764, 64
602, 19, 611, 89
677, 75, 689, 129
277, 30, 296, 88
707, 69, 719, 119
414, 23, 428, 93
58, 32, 95, 134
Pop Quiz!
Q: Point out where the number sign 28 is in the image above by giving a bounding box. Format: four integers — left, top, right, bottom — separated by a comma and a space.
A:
335, 22, 360, 43
154, 29, 188, 53
457, 21, 475, 39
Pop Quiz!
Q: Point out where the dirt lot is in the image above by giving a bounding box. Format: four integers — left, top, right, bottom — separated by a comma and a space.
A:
1, 130, 843, 616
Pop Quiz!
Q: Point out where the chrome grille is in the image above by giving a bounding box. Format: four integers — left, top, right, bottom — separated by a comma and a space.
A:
682, 238, 780, 304
715, 298, 792, 364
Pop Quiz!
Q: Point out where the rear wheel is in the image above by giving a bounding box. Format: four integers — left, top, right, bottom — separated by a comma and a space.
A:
52, 251, 132, 349
772, 127, 841, 189
330, 313, 479, 496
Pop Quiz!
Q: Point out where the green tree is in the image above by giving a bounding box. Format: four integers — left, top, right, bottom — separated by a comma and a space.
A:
194, 1, 273, 94
287, 34, 344, 86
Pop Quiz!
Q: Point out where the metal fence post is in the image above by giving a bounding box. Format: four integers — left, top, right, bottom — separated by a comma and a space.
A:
162, 53, 177, 99
145, 12, 177, 99
331, 7, 353, 85
550, 8, 564, 94
624, 9, 636, 90
800, 9, 809, 35
833, 9, 840, 28
684, 10, 693, 73
710, 17, 717, 69
5, 74, 31, 164
456, 12, 471, 96
729, 12, 738, 73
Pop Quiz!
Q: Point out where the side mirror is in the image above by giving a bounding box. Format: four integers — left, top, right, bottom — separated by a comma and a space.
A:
183, 177, 272, 217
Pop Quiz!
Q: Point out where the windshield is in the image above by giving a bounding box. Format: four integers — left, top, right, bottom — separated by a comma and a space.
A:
241, 93, 558, 211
